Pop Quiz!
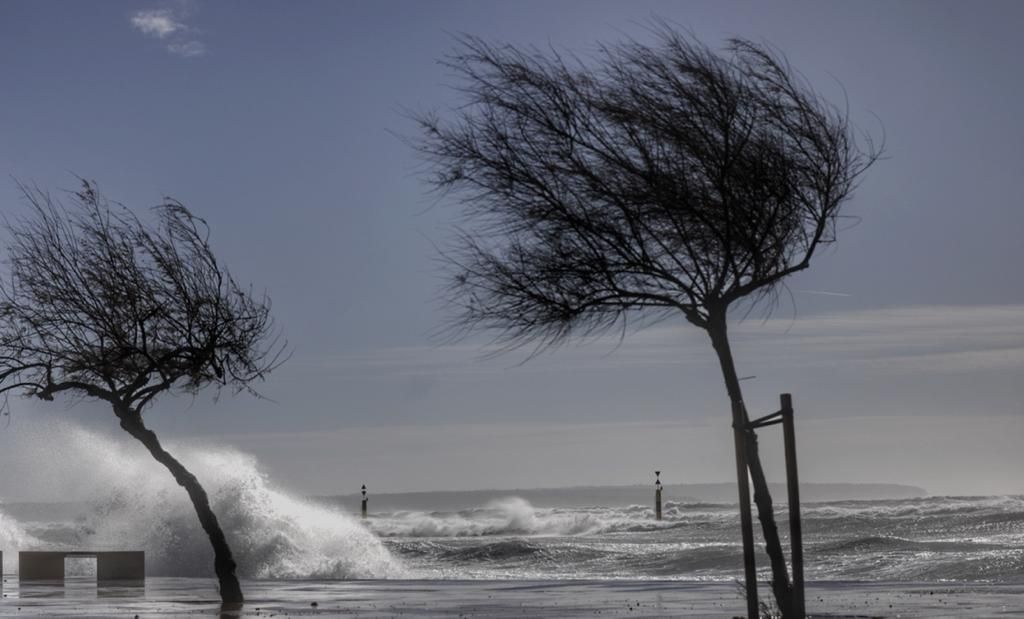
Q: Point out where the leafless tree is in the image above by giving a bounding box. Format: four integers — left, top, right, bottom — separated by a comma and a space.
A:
414, 26, 879, 618
0, 180, 286, 607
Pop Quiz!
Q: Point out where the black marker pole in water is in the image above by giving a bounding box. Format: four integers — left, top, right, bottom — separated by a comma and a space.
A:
655, 471, 663, 521
361, 484, 368, 519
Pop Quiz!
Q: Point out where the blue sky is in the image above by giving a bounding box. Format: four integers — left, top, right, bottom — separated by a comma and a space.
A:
1, 0, 1022, 497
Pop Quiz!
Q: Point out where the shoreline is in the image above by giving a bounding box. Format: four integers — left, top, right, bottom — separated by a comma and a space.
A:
2, 578, 1021, 617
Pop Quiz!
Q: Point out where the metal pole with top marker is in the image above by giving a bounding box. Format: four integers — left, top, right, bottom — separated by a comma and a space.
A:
655, 471, 663, 521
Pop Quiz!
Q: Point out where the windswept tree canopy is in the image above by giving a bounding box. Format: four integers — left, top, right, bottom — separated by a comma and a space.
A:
0, 181, 284, 411
416, 27, 880, 349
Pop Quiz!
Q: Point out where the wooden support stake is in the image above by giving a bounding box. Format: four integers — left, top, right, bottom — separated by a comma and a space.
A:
733, 403, 759, 619
781, 393, 805, 618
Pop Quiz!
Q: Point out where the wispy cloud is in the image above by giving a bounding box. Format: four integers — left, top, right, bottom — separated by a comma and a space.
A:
166, 40, 207, 58
130, 9, 182, 38
129, 7, 206, 58
795, 289, 853, 297
294, 304, 1024, 378
736, 304, 1024, 374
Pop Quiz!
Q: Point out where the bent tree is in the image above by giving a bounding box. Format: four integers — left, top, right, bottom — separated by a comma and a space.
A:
415, 27, 878, 618
0, 181, 284, 606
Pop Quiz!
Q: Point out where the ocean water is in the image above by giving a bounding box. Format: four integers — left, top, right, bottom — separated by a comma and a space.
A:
363, 494, 1024, 584
0, 425, 1022, 617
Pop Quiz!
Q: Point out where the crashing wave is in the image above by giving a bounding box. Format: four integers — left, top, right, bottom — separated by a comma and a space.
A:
3, 423, 406, 579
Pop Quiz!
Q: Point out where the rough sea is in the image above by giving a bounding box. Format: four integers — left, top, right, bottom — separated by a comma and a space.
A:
3, 479, 1021, 584
1, 425, 1022, 616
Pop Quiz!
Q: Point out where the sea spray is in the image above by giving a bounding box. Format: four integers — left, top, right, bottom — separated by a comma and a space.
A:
367, 496, 627, 537
1, 422, 406, 579
370, 496, 1024, 581
0, 509, 41, 573
2, 422, 1022, 583
366, 498, 732, 538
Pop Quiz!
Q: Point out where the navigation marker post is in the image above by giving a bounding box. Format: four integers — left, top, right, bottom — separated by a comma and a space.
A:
655, 471, 663, 521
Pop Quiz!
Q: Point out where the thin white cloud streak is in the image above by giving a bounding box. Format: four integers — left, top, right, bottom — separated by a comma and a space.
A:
295, 304, 1024, 378
860, 346, 1024, 374
795, 289, 853, 297
737, 304, 1024, 375
166, 40, 207, 58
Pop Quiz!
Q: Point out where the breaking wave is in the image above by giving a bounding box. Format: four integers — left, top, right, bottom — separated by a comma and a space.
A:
0, 510, 41, 572
2, 422, 1022, 583
367, 498, 731, 538
3, 423, 406, 579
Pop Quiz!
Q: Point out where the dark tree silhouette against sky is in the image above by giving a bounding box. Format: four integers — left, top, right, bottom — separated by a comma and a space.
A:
416, 26, 879, 617
0, 181, 285, 607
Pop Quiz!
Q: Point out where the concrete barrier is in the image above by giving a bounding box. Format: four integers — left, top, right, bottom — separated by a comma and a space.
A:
19, 551, 144, 584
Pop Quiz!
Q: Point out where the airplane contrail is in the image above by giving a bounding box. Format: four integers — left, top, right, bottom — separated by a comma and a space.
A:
795, 289, 852, 297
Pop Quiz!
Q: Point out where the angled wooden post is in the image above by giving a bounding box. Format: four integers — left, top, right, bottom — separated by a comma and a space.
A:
781, 393, 805, 618
733, 402, 759, 619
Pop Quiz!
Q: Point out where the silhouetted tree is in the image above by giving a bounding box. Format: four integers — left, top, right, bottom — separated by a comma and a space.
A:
0, 181, 285, 607
415, 26, 879, 618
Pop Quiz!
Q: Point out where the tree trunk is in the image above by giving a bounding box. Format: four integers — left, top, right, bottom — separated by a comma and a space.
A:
707, 312, 794, 618
113, 404, 244, 608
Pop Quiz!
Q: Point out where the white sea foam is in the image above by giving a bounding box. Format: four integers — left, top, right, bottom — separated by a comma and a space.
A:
369, 497, 612, 537
2, 421, 1021, 583
366, 497, 728, 538
2, 422, 406, 579
0, 509, 41, 572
